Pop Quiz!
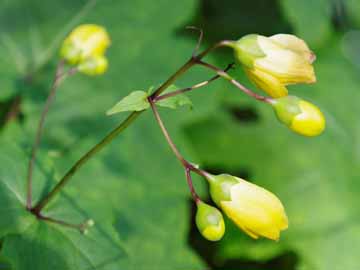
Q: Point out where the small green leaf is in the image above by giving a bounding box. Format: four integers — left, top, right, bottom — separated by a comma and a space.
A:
157, 85, 193, 109
106, 91, 150, 115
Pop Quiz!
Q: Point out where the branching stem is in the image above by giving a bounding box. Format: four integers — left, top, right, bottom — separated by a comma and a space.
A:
154, 63, 234, 102
196, 60, 272, 103
148, 97, 207, 202
31, 40, 231, 214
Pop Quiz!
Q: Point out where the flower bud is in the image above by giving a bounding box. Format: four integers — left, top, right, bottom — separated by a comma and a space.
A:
78, 55, 108, 75
206, 173, 288, 241
195, 201, 225, 241
272, 96, 325, 137
227, 34, 316, 98
60, 24, 110, 64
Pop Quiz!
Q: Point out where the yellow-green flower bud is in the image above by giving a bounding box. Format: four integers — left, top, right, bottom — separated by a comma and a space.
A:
272, 96, 326, 137
195, 201, 225, 241
206, 174, 288, 241
60, 24, 111, 64
227, 34, 316, 98
78, 55, 108, 76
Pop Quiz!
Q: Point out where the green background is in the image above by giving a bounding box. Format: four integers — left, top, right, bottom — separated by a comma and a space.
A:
0, 0, 359, 269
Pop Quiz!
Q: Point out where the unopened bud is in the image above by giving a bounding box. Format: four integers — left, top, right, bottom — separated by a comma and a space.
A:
60, 24, 110, 64
272, 96, 325, 136
195, 201, 225, 241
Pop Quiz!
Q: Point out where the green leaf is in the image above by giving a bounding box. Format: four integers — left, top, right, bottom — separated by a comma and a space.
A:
106, 91, 150, 115
156, 85, 193, 109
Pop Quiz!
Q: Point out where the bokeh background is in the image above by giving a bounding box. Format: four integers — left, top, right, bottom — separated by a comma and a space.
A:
0, 0, 360, 269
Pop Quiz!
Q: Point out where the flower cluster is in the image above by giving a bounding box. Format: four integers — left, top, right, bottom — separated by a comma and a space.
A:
60, 24, 111, 75
194, 34, 324, 241
195, 173, 288, 241
227, 34, 325, 137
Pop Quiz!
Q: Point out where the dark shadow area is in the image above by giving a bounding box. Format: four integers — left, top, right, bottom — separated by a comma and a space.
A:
331, 0, 351, 31
114, 211, 137, 242
187, 200, 298, 270
182, 0, 291, 44
226, 105, 259, 124
202, 165, 251, 180
0, 95, 23, 129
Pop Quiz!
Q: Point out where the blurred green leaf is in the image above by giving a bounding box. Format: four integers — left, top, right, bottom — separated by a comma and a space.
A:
279, 0, 333, 47
344, 0, 360, 27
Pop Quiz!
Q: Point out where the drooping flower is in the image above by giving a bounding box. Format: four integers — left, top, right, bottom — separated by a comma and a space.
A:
228, 34, 316, 97
206, 173, 288, 241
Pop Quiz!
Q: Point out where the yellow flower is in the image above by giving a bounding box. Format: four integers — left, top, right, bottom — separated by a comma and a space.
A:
272, 96, 326, 137
60, 24, 111, 64
229, 34, 316, 97
195, 201, 225, 241
207, 174, 288, 241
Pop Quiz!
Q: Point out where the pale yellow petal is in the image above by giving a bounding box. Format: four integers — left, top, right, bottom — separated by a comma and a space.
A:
270, 34, 315, 63
254, 49, 316, 84
257, 35, 283, 52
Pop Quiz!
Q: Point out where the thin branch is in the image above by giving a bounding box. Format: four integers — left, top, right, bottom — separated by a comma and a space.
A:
26, 61, 77, 210
26, 60, 64, 209
186, 26, 204, 57
154, 63, 234, 102
149, 97, 203, 202
37, 214, 88, 233
148, 97, 187, 166
185, 168, 200, 203
196, 60, 272, 103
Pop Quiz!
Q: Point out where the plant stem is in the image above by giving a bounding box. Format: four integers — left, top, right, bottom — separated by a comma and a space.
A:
148, 97, 187, 166
154, 63, 234, 102
26, 60, 65, 210
32, 111, 141, 213
185, 168, 200, 203
196, 60, 272, 103
37, 214, 86, 232
31, 41, 225, 214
